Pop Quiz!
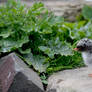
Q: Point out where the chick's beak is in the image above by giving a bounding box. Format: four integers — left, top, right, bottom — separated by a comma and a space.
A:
74, 48, 79, 51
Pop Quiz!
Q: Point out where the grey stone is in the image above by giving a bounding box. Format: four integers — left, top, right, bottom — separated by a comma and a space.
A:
8, 72, 44, 92
46, 89, 56, 92
10, 53, 44, 91
0, 53, 16, 92
0, 53, 44, 92
47, 67, 92, 92
0, 0, 7, 3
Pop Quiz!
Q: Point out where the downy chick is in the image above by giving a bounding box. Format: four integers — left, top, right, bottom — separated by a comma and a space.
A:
74, 38, 92, 77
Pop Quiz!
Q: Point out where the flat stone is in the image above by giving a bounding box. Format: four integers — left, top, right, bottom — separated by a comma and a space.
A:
47, 67, 92, 92
0, 53, 44, 92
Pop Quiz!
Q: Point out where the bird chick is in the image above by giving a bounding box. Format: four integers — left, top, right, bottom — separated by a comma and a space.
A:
74, 38, 92, 67
74, 38, 92, 77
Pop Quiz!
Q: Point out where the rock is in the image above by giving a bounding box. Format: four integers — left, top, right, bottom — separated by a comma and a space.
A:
47, 67, 92, 92
11, 53, 44, 90
0, 0, 7, 3
8, 72, 44, 92
0, 54, 16, 92
46, 89, 56, 92
0, 53, 44, 92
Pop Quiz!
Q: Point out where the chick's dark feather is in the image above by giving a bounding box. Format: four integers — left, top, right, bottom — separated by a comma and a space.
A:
77, 38, 92, 52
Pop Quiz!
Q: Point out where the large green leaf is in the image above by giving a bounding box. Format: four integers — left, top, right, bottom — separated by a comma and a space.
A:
48, 38, 73, 56
24, 53, 49, 72
0, 33, 29, 52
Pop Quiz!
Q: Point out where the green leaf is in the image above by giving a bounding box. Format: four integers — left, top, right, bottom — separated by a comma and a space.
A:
39, 46, 54, 58
82, 5, 92, 20
42, 80, 48, 85
0, 33, 29, 52
54, 16, 64, 24
0, 28, 13, 38
48, 37, 73, 56
24, 53, 49, 72
48, 15, 64, 26
18, 48, 31, 54
69, 29, 79, 39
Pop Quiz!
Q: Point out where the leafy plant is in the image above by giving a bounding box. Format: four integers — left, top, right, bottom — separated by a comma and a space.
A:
0, 0, 92, 75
